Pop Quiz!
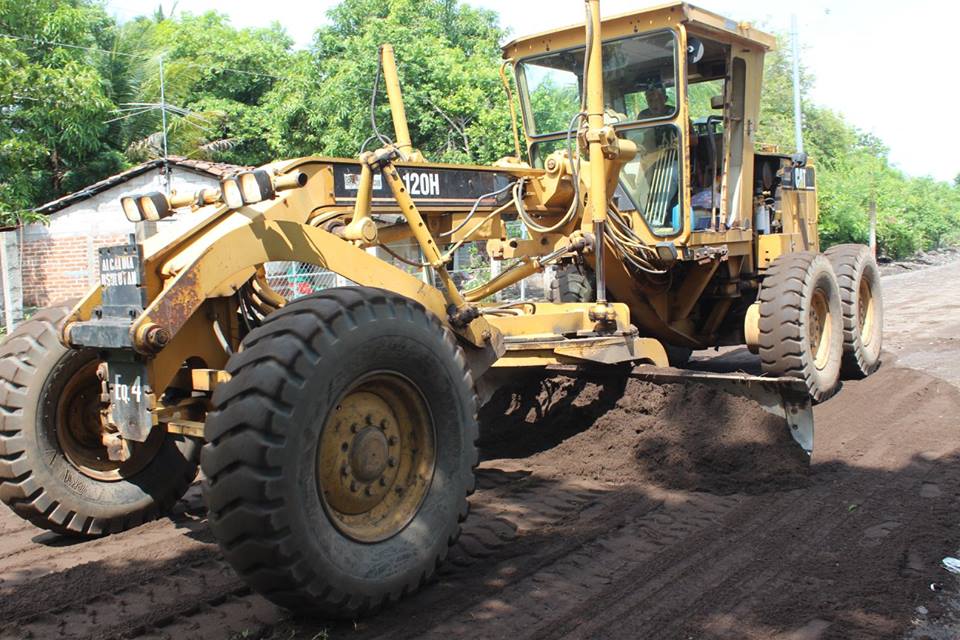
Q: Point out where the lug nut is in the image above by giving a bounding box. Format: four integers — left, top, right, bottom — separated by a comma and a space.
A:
350, 481, 357, 492
387, 436, 397, 446
379, 477, 387, 487
387, 457, 397, 468
350, 424, 358, 434
341, 442, 349, 452
364, 486, 372, 496
341, 464, 349, 477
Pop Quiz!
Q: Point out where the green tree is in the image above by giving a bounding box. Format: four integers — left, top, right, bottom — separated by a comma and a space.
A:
262, 0, 514, 164
0, 0, 124, 223
112, 11, 292, 165
757, 41, 960, 258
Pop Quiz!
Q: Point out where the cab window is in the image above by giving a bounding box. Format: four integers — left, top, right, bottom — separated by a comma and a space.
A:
517, 30, 678, 136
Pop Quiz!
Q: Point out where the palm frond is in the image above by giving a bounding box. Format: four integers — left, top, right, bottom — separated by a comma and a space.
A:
188, 137, 238, 160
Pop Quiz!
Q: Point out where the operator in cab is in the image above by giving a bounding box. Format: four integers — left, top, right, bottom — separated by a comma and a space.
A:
638, 86, 673, 118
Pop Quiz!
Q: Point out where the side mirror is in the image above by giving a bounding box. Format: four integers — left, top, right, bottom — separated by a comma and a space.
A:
710, 94, 724, 110
687, 37, 705, 64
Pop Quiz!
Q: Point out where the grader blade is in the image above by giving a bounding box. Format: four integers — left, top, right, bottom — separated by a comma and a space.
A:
628, 368, 815, 456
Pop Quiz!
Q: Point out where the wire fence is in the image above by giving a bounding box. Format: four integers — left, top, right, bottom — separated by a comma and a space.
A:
264, 239, 553, 303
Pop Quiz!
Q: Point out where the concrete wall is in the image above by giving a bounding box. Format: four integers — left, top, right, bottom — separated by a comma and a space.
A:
21, 168, 220, 307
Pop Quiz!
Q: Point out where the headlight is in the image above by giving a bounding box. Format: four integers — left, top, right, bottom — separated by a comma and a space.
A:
219, 169, 305, 209
120, 192, 172, 222
138, 192, 171, 221
238, 170, 275, 203
220, 177, 244, 209
121, 196, 142, 223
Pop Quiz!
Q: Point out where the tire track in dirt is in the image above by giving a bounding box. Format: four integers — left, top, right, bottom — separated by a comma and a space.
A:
0, 465, 627, 639
410, 489, 750, 640
4, 363, 958, 640
144, 470, 634, 640
0, 486, 207, 593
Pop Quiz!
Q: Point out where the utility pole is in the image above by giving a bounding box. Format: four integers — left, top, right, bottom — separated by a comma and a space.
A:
791, 14, 804, 154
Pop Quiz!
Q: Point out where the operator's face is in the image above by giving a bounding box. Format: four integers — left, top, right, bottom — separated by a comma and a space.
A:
645, 89, 667, 114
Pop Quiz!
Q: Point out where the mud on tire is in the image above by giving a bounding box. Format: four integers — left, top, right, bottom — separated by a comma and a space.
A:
824, 244, 883, 378
0, 303, 199, 536
202, 287, 478, 618
758, 252, 843, 403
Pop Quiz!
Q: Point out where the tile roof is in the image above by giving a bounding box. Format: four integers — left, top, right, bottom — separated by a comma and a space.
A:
32, 156, 249, 216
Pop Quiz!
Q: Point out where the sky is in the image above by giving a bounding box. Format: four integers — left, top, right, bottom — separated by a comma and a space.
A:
104, 0, 957, 182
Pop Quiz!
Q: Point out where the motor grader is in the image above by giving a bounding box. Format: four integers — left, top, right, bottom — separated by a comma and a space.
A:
0, 0, 882, 618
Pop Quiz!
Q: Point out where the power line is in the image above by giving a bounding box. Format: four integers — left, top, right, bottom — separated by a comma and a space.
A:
0, 31, 285, 81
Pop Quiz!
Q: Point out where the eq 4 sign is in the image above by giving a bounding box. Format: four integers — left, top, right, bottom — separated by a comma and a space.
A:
114, 374, 142, 404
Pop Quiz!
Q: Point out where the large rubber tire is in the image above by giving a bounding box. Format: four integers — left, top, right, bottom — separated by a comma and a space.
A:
202, 287, 478, 618
758, 252, 843, 403
549, 263, 595, 303
825, 244, 883, 378
0, 303, 199, 536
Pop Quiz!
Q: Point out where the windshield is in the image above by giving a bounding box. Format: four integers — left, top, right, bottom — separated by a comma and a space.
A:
517, 30, 678, 136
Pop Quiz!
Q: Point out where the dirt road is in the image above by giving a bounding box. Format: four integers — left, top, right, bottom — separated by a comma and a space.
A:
1, 259, 958, 640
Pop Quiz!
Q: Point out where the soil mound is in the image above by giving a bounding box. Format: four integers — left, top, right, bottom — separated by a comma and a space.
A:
478, 371, 811, 494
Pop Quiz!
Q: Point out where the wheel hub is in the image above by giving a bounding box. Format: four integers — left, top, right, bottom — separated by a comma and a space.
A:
858, 277, 875, 346
350, 426, 389, 481
808, 289, 832, 370
56, 360, 160, 482
316, 373, 435, 542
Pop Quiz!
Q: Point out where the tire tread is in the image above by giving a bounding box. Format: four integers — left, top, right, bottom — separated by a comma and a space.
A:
202, 287, 478, 618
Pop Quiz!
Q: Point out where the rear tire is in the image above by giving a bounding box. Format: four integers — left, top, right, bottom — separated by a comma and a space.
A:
549, 263, 595, 303
0, 303, 199, 536
202, 287, 478, 618
758, 252, 843, 403
824, 244, 883, 378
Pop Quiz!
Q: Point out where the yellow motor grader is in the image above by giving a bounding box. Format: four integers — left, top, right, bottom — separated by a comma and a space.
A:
0, 0, 882, 618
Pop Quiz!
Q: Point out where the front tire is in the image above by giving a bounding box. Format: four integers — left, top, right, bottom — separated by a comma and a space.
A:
202, 287, 478, 617
0, 303, 199, 536
758, 252, 843, 403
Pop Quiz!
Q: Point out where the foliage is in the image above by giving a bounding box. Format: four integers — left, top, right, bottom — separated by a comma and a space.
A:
0, 0, 121, 223
757, 42, 960, 258
261, 0, 513, 164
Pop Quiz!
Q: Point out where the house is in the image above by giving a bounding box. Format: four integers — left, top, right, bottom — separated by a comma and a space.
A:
19, 156, 243, 307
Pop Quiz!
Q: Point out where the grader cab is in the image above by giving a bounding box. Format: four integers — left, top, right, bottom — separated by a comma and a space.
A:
0, 1, 881, 618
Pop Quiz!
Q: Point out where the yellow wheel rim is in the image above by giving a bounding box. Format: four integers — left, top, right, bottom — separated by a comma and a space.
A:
316, 372, 436, 543
858, 276, 875, 347
808, 288, 833, 371
55, 360, 161, 481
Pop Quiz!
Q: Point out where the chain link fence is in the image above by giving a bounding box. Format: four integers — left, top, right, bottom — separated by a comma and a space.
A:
264, 231, 553, 303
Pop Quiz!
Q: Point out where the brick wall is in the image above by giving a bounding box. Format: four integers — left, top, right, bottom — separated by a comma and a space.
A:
21, 234, 129, 307
21, 166, 222, 309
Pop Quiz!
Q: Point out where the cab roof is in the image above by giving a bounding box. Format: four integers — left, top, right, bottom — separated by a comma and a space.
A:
501, 2, 776, 60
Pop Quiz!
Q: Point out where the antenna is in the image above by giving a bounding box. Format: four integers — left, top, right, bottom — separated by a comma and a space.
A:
158, 55, 170, 194
791, 14, 804, 154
